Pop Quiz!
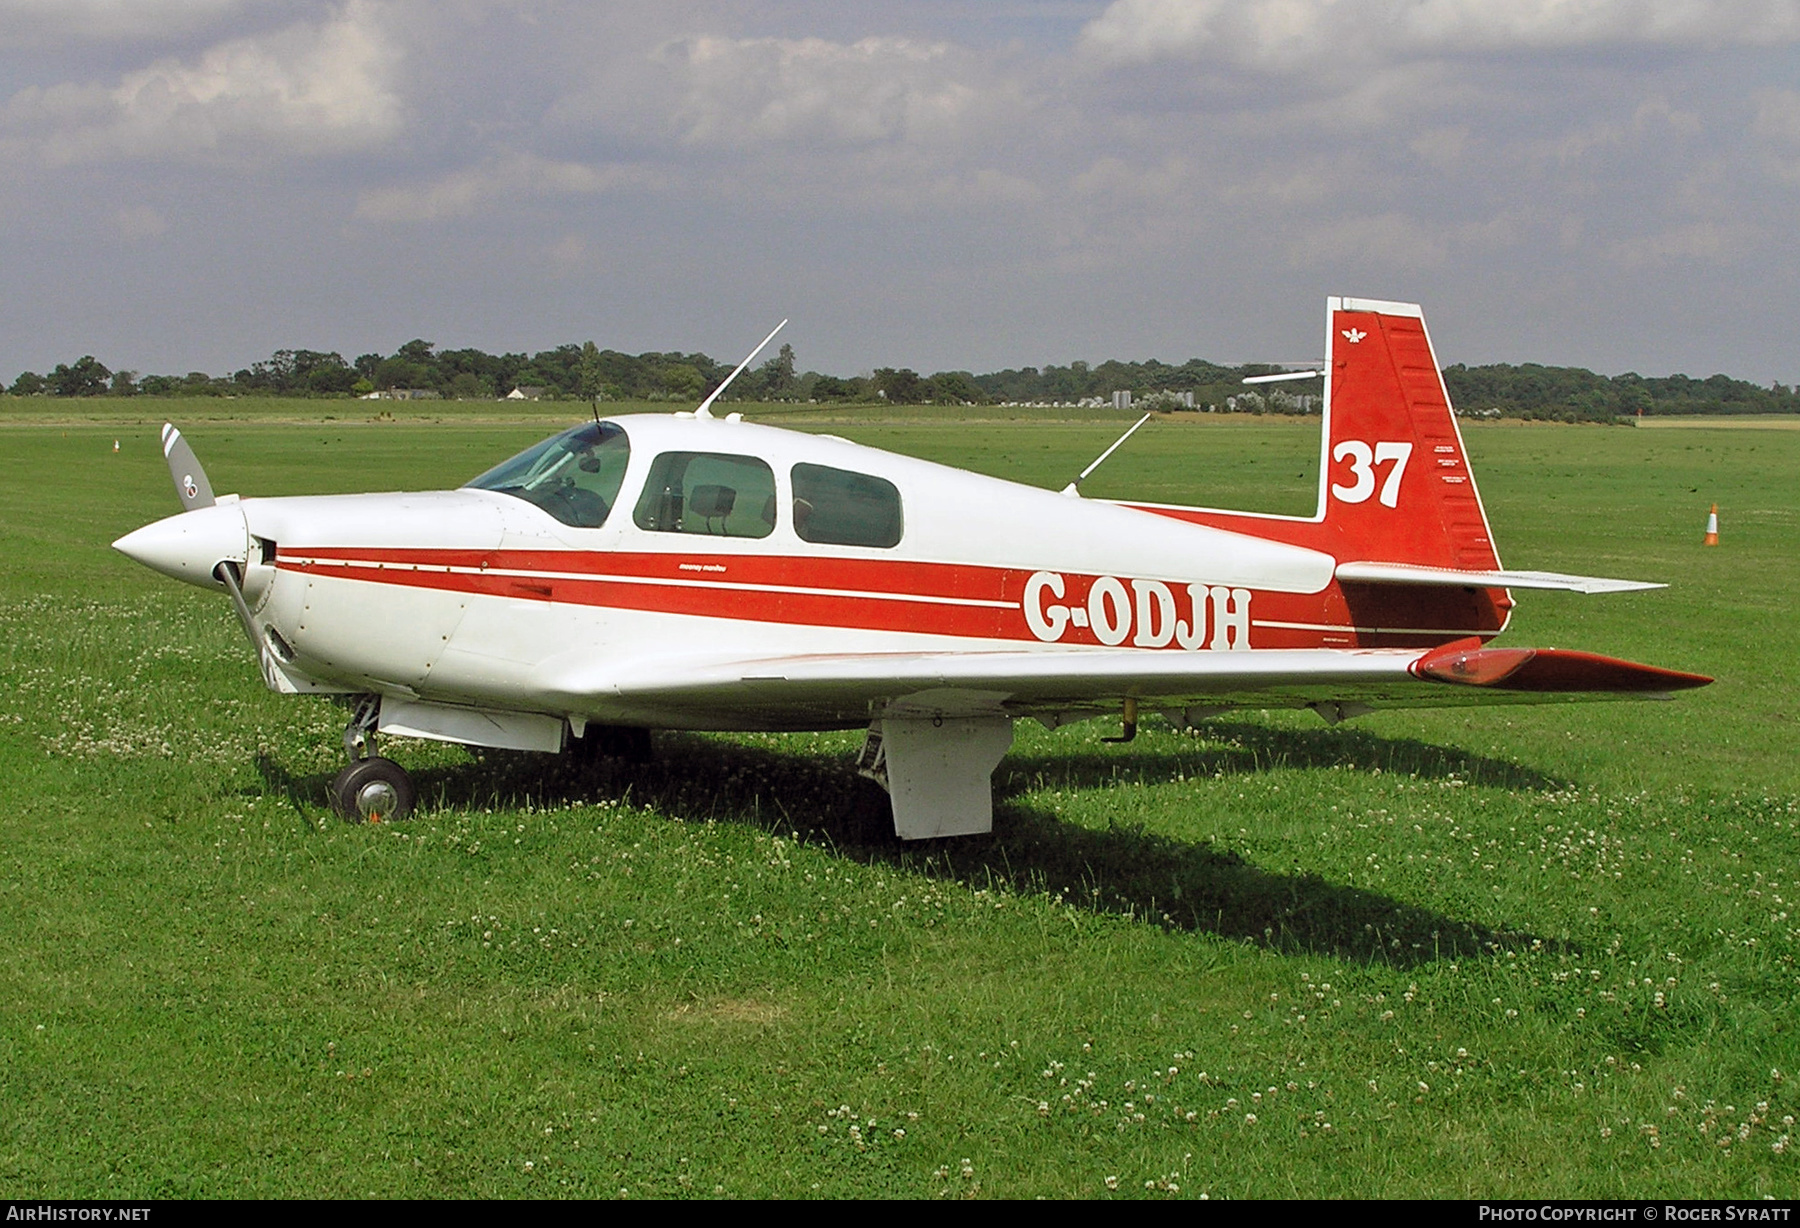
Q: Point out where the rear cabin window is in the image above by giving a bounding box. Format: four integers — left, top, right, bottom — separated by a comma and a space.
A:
791, 463, 903, 548
633, 451, 777, 539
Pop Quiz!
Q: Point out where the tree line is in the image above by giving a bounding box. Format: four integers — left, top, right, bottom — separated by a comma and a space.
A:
6, 339, 1796, 419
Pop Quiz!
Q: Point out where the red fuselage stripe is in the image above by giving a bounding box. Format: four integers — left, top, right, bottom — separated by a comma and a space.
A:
276, 548, 1502, 649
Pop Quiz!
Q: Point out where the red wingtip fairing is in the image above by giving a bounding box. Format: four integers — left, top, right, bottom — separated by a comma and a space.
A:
1415, 640, 1712, 693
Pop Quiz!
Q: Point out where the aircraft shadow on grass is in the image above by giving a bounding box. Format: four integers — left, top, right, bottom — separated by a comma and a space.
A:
997, 718, 1564, 793
255, 721, 1566, 967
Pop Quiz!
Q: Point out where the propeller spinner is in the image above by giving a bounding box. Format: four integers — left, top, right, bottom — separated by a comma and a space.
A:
115, 425, 264, 667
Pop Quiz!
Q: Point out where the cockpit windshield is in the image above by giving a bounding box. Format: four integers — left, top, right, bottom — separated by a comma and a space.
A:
463, 421, 631, 528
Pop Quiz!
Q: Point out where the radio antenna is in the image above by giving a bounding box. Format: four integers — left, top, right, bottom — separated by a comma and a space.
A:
1062, 412, 1152, 497
695, 319, 788, 420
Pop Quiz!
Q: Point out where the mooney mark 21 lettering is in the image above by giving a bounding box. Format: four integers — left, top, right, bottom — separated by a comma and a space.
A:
114, 298, 1709, 837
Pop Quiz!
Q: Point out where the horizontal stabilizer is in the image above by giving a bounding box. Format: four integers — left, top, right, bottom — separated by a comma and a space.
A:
1336, 561, 1664, 594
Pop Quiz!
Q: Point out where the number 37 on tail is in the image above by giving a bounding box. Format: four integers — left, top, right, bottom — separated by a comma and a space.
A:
115, 298, 1709, 833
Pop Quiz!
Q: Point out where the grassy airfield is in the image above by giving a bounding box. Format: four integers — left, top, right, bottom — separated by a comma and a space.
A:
0, 401, 1795, 1198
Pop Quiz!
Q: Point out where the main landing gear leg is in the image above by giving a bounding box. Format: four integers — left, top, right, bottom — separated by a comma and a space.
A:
859, 716, 1014, 840
328, 695, 416, 824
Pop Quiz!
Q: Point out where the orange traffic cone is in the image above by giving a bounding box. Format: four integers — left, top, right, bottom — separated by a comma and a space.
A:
1703, 503, 1719, 546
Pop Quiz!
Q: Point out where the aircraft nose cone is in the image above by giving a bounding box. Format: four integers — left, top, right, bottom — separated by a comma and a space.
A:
113, 501, 250, 590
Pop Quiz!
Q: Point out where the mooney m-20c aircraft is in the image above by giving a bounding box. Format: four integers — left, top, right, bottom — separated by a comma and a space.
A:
115, 298, 1709, 834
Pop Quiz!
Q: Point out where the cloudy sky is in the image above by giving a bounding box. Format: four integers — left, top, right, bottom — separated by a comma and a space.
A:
3, 0, 1797, 382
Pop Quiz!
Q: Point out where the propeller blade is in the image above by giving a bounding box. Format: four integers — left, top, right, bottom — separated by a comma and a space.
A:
161, 422, 215, 511
213, 561, 279, 687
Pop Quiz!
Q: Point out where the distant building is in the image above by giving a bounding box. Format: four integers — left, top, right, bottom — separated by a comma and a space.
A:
507, 386, 547, 401
1111, 390, 1133, 410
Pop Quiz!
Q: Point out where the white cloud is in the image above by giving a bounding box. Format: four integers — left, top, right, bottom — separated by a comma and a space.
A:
1603, 219, 1756, 265
2, 1, 400, 163
355, 154, 663, 222
1752, 88, 1800, 183
1285, 209, 1527, 270
0, 0, 272, 48
604, 33, 991, 149
113, 203, 168, 239
1079, 0, 1800, 68
526, 26, 1040, 220
1410, 125, 1470, 169
1401, 0, 1800, 50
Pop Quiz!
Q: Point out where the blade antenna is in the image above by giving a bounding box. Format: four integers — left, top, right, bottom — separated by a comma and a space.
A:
1062, 412, 1152, 497
694, 319, 787, 420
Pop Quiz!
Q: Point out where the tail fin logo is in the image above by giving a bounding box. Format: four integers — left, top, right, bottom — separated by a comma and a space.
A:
1341, 328, 1367, 343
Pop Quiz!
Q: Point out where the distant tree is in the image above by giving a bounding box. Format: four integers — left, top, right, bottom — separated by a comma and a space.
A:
658, 363, 704, 400
809, 374, 852, 401
757, 342, 797, 400
448, 372, 493, 400
438, 347, 510, 398
373, 356, 432, 391
9, 371, 45, 396
306, 360, 356, 396
1092, 359, 1137, 395
525, 345, 584, 397
48, 356, 111, 397
578, 341, 606, 402
871, 367, 924, 404
928, 371, 987, 405
511, 366, 555, 397
110, 369, 138, 396
230, 348, 352, 395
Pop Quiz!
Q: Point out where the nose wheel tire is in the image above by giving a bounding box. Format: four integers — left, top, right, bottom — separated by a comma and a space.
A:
330, 756, 416, 823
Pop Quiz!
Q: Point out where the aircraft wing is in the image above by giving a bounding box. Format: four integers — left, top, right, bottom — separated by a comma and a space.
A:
540, 640, 1711, 729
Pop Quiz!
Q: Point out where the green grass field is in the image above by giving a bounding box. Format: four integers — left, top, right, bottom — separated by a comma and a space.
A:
1, 401, 1795, 1198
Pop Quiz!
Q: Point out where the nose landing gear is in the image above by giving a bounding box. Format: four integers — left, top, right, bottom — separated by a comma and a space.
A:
330, 755, 416, 823
328, 695, 416, 823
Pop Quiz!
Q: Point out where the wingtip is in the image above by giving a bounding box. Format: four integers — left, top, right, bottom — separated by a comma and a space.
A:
1416, 643, 1712, 693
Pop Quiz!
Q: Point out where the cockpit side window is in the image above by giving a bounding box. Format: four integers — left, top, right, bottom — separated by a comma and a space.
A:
463, 421, 631, 528
633, 451, 776, 539
791, 463, 903, 548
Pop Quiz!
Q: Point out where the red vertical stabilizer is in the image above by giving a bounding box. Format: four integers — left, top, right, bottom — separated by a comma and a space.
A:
1124, 298, 1514, 648
1319, 297, 1500, 571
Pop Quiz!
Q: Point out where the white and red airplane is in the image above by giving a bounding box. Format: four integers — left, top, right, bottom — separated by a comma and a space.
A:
114, 297, 1709, 833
